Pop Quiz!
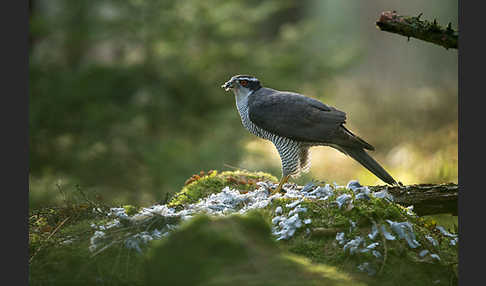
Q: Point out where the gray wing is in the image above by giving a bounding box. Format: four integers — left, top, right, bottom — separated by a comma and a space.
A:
248, 88, 374, 150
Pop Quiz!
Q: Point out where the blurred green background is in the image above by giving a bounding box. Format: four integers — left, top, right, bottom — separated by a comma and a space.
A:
29, 0, 457, 209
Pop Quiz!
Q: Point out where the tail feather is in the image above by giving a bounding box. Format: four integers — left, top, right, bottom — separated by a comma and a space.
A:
338, 146, 397, 185
340, 125, 375, 151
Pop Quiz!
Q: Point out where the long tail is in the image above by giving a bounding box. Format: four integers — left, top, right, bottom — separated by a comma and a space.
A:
339, 146, 397, 185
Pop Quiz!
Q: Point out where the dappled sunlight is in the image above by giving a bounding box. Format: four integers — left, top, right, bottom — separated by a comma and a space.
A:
309, 147, 368, 185
240, 139, 282, 173
297, 74, 458, 185
282, 254, 367, 286
29, 0, 457, 207
240, 139, 394, 185
28, 1, 458, 284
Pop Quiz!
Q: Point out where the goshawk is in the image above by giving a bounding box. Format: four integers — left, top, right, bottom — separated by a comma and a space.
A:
222, 75, 397, 193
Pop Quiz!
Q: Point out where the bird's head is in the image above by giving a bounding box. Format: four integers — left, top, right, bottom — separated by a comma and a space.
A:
221, 75, 261, 96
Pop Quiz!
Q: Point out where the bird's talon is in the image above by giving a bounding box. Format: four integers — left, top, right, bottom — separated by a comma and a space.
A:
269, 184, 287, 196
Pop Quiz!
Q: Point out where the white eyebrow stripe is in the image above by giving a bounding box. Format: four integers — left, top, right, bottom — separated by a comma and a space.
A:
236, 77, 258, 81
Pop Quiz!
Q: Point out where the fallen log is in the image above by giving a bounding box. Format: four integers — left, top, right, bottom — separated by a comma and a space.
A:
369, 183, 458, 216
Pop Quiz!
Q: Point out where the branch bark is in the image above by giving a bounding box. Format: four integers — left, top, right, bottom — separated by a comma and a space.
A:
376, 11, 458, 50
369, 183, 458, 216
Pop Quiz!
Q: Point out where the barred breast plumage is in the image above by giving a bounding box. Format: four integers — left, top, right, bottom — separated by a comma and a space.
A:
235, 92, 309, 177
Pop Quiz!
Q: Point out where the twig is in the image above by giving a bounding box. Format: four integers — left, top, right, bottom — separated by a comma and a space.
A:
376, 11, 458, 50
29, 216, 71, 264
90, 241, 117, 258
223, 163, 249, 171
311, 227, 347, 237
75, 184, 107, 215
378, 228, 388, 276
366, 219, 389, 277
56, 181, 69, 207
311, 226, 372, 237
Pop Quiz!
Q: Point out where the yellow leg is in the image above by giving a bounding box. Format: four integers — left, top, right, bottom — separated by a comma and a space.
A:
271, 175, 291, 195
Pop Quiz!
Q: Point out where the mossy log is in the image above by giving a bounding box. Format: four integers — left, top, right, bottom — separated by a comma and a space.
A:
175, 170, 458, 217
290, 182, 457, 216
376, 11, 458, 50
369, 183, 458, 216
29, 170, 458, 285
310, 183, 458, 238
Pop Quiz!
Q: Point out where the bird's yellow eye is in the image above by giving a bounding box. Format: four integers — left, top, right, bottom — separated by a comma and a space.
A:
239, 80, 248, 87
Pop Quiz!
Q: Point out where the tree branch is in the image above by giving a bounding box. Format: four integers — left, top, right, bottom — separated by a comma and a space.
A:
369, 183, 458, 216
376, 11, 458, 50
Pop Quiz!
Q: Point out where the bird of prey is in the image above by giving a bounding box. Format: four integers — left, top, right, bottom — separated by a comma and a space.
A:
222, 74, 397, 194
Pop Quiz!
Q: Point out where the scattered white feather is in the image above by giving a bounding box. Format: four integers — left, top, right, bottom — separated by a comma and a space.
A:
436, 226, 457, 238
89, 231, 107, 252
449, 237, 458, 246
367, 242, 379, 249
346, 180, 362, 191
405, 205, 415, 216
381, 225, 396, 240
368, 223, 379, 240
272, 216, 282, 225
430, 254, 441, 261
343, 236, 364, 254
336, 232, 346, 245
372, 189, 394, 201
335, 194, 352, 209
425, 235, 438, 247
386, 220, 420, 248
87, 178, 445, 262
357, 262, 376, 276
372, 250, 382, 258
419, 249, 429, 257
285, 199, 302, 209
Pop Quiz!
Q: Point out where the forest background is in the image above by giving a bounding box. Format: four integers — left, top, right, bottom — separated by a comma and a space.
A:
29, 0, 458, 209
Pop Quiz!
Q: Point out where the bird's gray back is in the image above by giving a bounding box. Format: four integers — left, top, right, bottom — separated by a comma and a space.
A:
247, 87, 372, 150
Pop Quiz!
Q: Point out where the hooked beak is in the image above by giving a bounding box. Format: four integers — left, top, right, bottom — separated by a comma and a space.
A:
221, 79, 235, 91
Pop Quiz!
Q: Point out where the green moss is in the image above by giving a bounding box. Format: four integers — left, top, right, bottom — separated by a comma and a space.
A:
29, 204, 147, 286
424, 213, 458, 232
30, 240, 146, 286
29, 204, 102, 260
263, 186, 457, 285
29, 172, 457, 285
144, 211, 366, 286
167, 170, 277, 207
123, 205, 138, 216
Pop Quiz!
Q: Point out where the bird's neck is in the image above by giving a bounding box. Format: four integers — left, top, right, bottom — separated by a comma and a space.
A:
234, 89, 253, 112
